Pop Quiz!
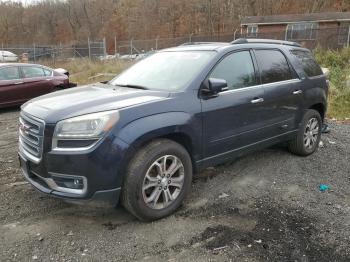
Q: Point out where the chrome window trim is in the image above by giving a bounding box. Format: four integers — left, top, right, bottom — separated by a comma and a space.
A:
218, 78, 301, 95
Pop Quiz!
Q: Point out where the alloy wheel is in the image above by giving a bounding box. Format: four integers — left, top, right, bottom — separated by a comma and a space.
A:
142, 155, 185, 210
303, 117, 319, 150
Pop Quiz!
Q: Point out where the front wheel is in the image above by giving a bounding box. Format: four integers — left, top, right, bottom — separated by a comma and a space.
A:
288, 109, 322, 156
121, 139, 192, 221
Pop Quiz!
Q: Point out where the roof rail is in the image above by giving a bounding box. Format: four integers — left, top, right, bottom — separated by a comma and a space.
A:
231, 38, 301, 47
180, 42, 227, 46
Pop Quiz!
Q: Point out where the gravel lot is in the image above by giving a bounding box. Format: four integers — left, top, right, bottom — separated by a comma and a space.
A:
1, 108, 350, 262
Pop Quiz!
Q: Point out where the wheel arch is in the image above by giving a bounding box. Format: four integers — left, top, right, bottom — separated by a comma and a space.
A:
309, 103, 325, 121
116, 112, 202, 173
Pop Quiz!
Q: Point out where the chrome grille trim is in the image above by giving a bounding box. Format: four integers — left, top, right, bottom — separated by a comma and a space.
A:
19, 113, 45, 163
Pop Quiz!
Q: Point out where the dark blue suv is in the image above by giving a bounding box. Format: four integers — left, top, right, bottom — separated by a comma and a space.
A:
18, 39, 328, 221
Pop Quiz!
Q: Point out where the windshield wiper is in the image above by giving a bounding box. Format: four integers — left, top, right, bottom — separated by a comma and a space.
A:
115, 84, 149, 90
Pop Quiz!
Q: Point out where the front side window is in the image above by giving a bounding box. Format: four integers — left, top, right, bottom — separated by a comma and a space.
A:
0, 67, 20, 80
286, 22, 318, 40
210, 51, 256, 90
22, 66, 45, 78
255, 49, 293, 84
291, 49, 323, 77
43, 68, 52, 76
110, 51, 215, 91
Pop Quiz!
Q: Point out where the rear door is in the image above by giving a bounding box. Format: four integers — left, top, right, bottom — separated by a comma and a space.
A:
0, 66, 27, 106
21, 66, 55, 99
254, 49, 302, 136
201, 50, 266, 159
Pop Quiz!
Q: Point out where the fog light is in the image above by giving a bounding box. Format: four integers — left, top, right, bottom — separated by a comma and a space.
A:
52, 176, 84, 190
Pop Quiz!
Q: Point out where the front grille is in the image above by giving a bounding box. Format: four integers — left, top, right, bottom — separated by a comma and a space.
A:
19, 113, 45, 163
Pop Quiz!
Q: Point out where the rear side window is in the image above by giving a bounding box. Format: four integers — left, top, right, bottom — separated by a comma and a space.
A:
255, 49, 293, 84
0, 67, 20, 80
210, 51, 256, 90
22, 66, 45, 78
291, 50, 323, 77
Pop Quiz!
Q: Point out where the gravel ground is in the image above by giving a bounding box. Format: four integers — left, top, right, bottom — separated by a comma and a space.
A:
0, 108, 350, 262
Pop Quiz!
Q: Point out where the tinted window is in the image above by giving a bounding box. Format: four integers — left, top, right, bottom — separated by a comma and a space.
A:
22, 66, 45, 78
255, 50, 293, 84
0, 67, 20, 80
210, 51, 256, 90
291, 50, 323, 77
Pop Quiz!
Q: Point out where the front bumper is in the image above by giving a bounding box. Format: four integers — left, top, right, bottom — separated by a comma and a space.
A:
19, 152, 121, 206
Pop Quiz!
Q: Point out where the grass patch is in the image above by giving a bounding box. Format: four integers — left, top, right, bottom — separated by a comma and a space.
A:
43, 58, 133, 85
314, 47, 350, 119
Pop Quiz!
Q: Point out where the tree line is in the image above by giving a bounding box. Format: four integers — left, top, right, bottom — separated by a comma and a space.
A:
0, 0, 348, 46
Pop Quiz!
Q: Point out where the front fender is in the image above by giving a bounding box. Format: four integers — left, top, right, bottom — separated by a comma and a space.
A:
117, 112, 202, 160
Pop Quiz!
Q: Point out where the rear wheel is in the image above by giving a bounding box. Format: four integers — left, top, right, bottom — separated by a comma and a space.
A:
288, 109, 322, 156
122, 139, 192, 221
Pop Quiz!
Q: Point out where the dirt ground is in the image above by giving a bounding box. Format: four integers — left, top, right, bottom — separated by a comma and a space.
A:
1, 108, 350, 262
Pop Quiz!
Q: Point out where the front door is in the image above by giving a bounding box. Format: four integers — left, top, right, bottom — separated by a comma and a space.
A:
21, 66, 54, 99
201, 50, 267, 160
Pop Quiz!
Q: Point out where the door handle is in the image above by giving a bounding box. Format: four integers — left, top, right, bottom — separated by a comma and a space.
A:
251, 98, 264, 104
293, 90, 303, 95
14, 81, 24, 85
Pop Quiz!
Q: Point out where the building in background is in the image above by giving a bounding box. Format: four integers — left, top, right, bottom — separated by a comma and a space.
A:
240, 12, 350, 49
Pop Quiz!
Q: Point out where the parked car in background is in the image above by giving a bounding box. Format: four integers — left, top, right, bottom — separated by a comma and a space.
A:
0, 50, 18, 62
0, 63, 70, 108
19, 39, 327, 221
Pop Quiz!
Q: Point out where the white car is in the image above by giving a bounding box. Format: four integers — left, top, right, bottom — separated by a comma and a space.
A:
0, 51, 18, 62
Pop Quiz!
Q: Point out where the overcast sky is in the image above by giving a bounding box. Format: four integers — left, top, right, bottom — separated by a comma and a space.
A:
0, 0, 39, 4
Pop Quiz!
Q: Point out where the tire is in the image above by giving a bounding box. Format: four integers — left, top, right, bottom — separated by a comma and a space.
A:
121, 139, 192, 221
288, 109, 322, 156
52, 86, 63, 92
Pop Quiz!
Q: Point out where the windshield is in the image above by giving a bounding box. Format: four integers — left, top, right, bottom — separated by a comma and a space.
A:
110, 51, 215, 91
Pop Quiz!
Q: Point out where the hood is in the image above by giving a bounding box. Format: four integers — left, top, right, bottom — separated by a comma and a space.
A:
22, 83, 170, 123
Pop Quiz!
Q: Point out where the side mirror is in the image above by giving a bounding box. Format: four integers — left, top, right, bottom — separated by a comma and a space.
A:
202, 78, 228, 95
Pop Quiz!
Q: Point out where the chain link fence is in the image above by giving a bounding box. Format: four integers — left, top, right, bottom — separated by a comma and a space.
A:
2, 26, 349, 62
1, 38, 107, 62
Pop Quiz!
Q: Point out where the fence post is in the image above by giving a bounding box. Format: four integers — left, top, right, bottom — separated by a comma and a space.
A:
347, 24, 350, 48
88, 37, 91, 59
189, 33, 193, 43
130, 38, 133, 56
155, 36, 159, 50
114, 35, 117, 56
33, 43, 36, 63
103, 37, 107, 57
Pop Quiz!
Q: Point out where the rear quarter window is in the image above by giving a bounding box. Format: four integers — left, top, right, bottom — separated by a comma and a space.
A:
291, 50, 323, 77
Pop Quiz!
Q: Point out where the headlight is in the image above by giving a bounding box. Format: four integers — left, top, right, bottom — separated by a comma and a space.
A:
52, 111, 119, 150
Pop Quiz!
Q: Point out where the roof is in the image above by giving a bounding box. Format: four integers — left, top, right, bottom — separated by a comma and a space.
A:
0, 63, 45, 67
241, 12, 350, 25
